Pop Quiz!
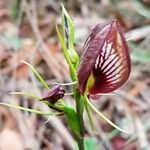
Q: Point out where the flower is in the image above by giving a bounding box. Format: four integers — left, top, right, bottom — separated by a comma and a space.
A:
77, 19, 131, 95
42, 85, 65, 104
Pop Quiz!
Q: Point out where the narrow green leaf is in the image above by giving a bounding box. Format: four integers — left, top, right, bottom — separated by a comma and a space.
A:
84, 95, 129, 134
9, 92, 41, 101
0, 102, 60, 116
21, 61, 49, 90
56, 24, 72, 67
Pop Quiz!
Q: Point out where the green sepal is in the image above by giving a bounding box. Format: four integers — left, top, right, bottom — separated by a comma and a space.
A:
84, 95, 129, 134
21, 61, 49, 90
61, 4, 79, 69
0, 102, 60, 116
56, 23, 77, 81
9, 92, 41, 101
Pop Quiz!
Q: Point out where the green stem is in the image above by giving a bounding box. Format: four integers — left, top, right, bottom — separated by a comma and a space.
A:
76, 138, 84, 150
84, 101, 94, 131
74, 85, 85, 150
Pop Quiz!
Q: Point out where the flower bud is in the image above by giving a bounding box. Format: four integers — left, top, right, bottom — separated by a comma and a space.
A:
42, 85, 65, 104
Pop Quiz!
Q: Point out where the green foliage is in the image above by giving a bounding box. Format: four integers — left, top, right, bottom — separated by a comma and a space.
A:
56, 5, 79, 81
10, 92, 41, 101
61, 5, 79, 69
64, 107, 80, 138
8, 61, 81, 138
0, 102, 59, 116
21, 61, 49, 90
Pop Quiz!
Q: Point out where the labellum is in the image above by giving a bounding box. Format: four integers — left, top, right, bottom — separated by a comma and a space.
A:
77, 19, 131, 95
42, 85, 65, 104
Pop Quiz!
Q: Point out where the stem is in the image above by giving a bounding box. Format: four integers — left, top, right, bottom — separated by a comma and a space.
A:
69, 64, 85, 149
76, 138, 84, 150
84, 101, 94, 131
74, 85, 85, 150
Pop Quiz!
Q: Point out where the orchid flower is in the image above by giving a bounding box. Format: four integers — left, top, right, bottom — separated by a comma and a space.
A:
77, 19, 131, 95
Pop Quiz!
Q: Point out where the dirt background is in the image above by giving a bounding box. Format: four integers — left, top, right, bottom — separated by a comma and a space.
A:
0, 0, 150, 150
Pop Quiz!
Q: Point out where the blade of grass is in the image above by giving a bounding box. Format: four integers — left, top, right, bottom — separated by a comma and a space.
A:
9, 92, 41, 101
21, 61, 49, 90
0, 102, 60, 116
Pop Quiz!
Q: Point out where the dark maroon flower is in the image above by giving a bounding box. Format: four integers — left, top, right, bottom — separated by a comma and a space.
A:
77, 19, 131, 95
42, 85, 65, 104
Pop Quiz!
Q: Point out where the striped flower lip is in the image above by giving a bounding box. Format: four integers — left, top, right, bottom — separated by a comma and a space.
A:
77, 19, 131, 95
42, 85, 65, 104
